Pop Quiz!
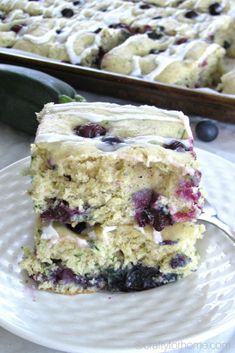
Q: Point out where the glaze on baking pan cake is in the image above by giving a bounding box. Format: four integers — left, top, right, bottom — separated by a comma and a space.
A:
21, 102, 205, 294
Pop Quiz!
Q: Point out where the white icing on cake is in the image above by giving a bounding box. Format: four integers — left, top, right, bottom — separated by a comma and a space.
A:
41, 222, 60, 247
153, 230, 163, 244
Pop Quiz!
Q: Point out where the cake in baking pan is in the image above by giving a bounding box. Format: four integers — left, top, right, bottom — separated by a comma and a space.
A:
0, 0, 234, 90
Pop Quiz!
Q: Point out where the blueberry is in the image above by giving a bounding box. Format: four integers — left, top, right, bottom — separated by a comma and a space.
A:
133, 189, 156, 212
73, 1, 80, 4
49, 265, 107, 289
52, 268, 76, 284
184, 10, 198, 19
93, 47, 105, 68
61, 8, 74, 17
109, 23, 128, 30
102, 136, 124, 144
75, 275, 89, 289
147, 32, 163, 40
133, 189, 173, 231
48, 266, 179, 292
64, 174, 72, 181
140, 4, 151, 9
170, 253, 191, 269
74, 123, 106, 138
11, 24, 24, 33
195, 120, 219, 142
208, 3, 223, 15
159, 240, 178, 245
175, 37, 188, 45
124, 265, 165, 291
0, 13, 5, 21
91, 274, 107, 289
66, 222, 87, 234
136, 208, 155, 227
146, 25, 165, 37
163, 140, 190, 152
41, 199, 81, 223
125, 266, 148, 290
223, 40, 231, 49
124, 265, 178, 291
152, 207, 173, 231
152, 16, 162, 20
106, 268, 127, 291
56, 29, 62, 34
94, 27, 102, 34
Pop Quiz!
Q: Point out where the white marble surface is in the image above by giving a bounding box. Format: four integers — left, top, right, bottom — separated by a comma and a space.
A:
0, 91, 234, 353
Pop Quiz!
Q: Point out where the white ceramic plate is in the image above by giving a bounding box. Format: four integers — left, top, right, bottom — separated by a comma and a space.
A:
0, 150, 235, 353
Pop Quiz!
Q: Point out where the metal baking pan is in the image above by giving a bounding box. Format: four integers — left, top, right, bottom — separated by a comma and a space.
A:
0, 48, 235, 123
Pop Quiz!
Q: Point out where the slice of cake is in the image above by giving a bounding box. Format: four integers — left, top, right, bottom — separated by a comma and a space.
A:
21, 102, 205, 294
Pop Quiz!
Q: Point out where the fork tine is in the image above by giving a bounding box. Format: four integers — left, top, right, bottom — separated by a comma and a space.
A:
202, 199, 217, 217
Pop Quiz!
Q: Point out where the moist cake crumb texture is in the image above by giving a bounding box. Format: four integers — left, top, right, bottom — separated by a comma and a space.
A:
21, 102, 205, 294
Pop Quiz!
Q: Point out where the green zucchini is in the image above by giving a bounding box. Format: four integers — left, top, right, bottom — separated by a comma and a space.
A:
58, 94, 87, 103
0, 64, 81, 135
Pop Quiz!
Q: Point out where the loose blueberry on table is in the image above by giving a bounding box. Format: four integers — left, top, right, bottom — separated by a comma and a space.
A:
195, 120, 219, 142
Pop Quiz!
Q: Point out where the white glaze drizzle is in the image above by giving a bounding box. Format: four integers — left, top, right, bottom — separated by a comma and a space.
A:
102, 226, 117, 244
41, 222, 89, 248
41, 223, 59, 244
131, 55, 142, 76
59, 235, 89, 248
24, 29, 55, 44
65, 24, 101, 65
35, 133, 190, 149
36, 102, 192, 147
40, 102, 189, 124
153, 230, 163, 244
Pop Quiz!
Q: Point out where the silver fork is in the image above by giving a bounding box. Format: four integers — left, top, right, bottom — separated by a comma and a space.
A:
198, 199, 235, 244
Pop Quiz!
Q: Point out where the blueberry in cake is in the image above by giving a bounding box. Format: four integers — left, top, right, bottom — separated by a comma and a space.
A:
0, 0, 235, 91
21, 102, 205, 294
